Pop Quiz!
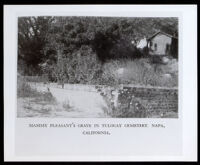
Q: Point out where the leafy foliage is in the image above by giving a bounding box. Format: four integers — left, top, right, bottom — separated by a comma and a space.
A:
18, 16, 178, 86
18, 16, 54, 75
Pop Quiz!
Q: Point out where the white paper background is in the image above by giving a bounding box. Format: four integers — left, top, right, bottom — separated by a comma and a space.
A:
4, 5, 197, 161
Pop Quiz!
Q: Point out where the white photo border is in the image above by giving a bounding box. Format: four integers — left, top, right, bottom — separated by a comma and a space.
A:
4, 5, 197, 161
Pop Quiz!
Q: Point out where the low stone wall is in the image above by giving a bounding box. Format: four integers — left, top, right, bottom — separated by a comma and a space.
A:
28, 82, 98, 92
95, 85, 178, 118
28, 82, 178, 118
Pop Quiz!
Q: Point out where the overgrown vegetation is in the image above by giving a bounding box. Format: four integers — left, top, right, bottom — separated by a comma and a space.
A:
17, 76, 56, 102
18, 16, 178, 87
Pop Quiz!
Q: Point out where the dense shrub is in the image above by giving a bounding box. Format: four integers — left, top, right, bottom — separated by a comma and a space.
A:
18, 16, 178, 87
61, 46, 102, 84
96, 60, 121, 86
109, 39, 143, 60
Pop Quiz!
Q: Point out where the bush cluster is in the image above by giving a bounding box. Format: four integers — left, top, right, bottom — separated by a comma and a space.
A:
18, 16, 178, 87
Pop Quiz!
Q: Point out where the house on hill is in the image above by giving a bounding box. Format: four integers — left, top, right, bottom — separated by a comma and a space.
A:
147, 31, 178, 57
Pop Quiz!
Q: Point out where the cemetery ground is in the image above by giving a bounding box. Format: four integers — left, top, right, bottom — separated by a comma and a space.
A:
17, 57, 178, 118
17, 83, 110, 118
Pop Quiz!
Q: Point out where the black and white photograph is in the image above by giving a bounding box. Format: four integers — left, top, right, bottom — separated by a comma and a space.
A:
17, 16, 178, 118
4, 5, 197, 162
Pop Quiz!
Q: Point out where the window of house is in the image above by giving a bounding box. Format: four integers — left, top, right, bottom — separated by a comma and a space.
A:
150, 41, 153, 47
154, 43, 157, 51
166, 44, 170, 52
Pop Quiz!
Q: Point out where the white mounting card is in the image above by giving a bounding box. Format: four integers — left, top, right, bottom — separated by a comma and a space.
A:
4, 5, 197, 162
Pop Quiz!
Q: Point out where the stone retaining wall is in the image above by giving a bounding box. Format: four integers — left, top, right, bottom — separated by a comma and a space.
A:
28, 82, 178, 118
95, 85, 178, 118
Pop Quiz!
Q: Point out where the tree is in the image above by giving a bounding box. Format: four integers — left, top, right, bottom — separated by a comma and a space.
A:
18, 16, 54, 75
18, 16, 178, 85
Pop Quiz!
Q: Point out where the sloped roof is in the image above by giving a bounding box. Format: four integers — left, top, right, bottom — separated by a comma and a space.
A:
147, 31, 178, 41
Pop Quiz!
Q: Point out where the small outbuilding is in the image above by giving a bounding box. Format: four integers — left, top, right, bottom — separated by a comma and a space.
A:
147, 31, 178, 57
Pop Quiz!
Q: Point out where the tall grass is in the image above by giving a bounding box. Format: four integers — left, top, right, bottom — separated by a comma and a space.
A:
101, 57, 178, 87
17, 76, 56, 102
17, 76, 40, 97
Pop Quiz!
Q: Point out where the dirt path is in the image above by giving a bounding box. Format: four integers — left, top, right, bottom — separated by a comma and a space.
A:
26, 84, 110, 118
49, 87, 109, 118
